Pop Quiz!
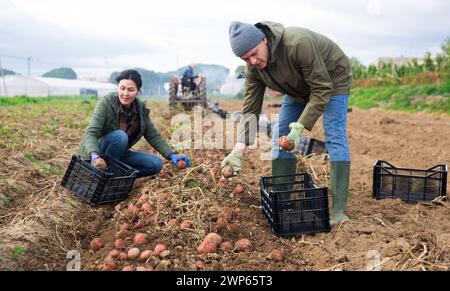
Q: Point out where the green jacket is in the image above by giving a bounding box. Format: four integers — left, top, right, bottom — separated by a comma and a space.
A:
79, 93, 173, 160
238, 21, 352, 145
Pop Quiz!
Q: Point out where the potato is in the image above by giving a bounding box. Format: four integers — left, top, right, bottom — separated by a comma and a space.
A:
204, 233, 222, 246
124, 205, 139, 221
234, 238, 252, 252
270, 249, 284, 262
167, 218, 179, 226
127, 248, 141, 259
122, 265, 135, 271
137, 211, 147, 219
219, 241, 234, 252
157, 192, 170, 202
215, 217, 228, 230
212, 164, 221, 174
134, 220, 145, 229
234, 185, 244, 194
114, 239, 126, 250
154, 244, 167, 254
118, 252, 128, 261
197, 241, 217, 254
90, 238, 103, 251
93, 158, 107, 171
136, 266, 153, 271
137, 194, 150, 205
177, 160, 187, 170
140, 250, 154, 260
134, 233, 149, 245
196, 260, 205, 270
221, 165, 234, 178
114, 203, 123, 212
279, 136, 295, 151
180, 220, 193, 229
140, 203, 155, 214
108, 249, 121, 259
102, 257, 117, 271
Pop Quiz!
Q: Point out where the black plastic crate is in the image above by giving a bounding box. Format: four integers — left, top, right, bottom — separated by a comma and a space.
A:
260, 173, 331, 236
61, 155, 139, 205
373, 160, 447, 202
300, 137, 327, 156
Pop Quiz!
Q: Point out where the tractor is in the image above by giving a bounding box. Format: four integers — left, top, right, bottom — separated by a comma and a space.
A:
168, 74, 207, 110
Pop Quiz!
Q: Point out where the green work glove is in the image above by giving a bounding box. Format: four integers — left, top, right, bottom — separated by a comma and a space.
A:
286, 122, 305, 152
221, 151, 245, 175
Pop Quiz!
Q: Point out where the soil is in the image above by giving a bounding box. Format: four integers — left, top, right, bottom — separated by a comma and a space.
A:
0, 99, 449, 271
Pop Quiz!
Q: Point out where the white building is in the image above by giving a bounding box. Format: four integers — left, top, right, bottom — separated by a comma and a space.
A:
0, 75, 116, 97
373, 57, 424, 67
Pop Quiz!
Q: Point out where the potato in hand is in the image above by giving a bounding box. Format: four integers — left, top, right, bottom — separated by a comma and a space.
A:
93, 158, 107, 171
221, 165, 234, 178
279, 136, 295, 151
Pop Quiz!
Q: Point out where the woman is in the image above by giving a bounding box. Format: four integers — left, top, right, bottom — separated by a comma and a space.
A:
79, 69, 190, 176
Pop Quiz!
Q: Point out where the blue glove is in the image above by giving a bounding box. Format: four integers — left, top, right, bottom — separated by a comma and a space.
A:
168, 153, 191, 168
90, 152, 100, 166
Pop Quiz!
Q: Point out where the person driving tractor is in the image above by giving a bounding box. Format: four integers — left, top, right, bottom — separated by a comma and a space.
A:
182, 63, 198, 91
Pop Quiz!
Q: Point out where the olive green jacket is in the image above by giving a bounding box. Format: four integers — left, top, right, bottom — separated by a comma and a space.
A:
79, 93, 173, 160
238, 21, 352, 145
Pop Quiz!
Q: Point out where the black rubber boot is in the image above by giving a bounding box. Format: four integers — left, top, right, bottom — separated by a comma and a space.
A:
330, 161, 350, 225
272, 158, 297, 191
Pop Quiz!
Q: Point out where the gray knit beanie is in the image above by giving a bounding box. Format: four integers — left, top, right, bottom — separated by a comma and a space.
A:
229, 21, 265, 57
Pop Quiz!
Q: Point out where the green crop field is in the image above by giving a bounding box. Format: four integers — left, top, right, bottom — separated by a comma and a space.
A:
350, 80, 450, 115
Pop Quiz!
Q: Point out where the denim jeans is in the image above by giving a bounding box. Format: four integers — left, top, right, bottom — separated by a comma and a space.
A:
272, 95, 350, 162
99, 130, 163, 177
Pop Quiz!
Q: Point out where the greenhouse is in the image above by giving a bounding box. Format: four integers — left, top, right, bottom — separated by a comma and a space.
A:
0, 75, 116, 97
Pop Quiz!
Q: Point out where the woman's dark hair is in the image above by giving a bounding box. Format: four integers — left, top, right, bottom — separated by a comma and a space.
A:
115, 69, 142, 90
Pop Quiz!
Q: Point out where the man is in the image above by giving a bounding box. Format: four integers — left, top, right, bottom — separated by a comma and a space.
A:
221, 21, 352, 225
182, 63, 198, 91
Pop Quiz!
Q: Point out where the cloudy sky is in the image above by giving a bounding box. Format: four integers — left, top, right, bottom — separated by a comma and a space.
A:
1, 0, 449, 78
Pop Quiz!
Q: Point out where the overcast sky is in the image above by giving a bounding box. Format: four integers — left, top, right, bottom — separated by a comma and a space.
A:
1, 0, 449, 78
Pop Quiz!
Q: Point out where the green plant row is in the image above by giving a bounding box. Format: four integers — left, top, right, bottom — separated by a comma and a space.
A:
0, 95, 97, 106
349, 80, 450, 115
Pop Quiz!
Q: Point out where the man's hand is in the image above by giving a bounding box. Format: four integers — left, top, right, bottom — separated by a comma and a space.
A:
221, 151, 245, 176
286, 122, 305, 152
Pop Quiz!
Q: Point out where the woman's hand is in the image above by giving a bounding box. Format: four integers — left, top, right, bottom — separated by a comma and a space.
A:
168, 153, 191, 168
